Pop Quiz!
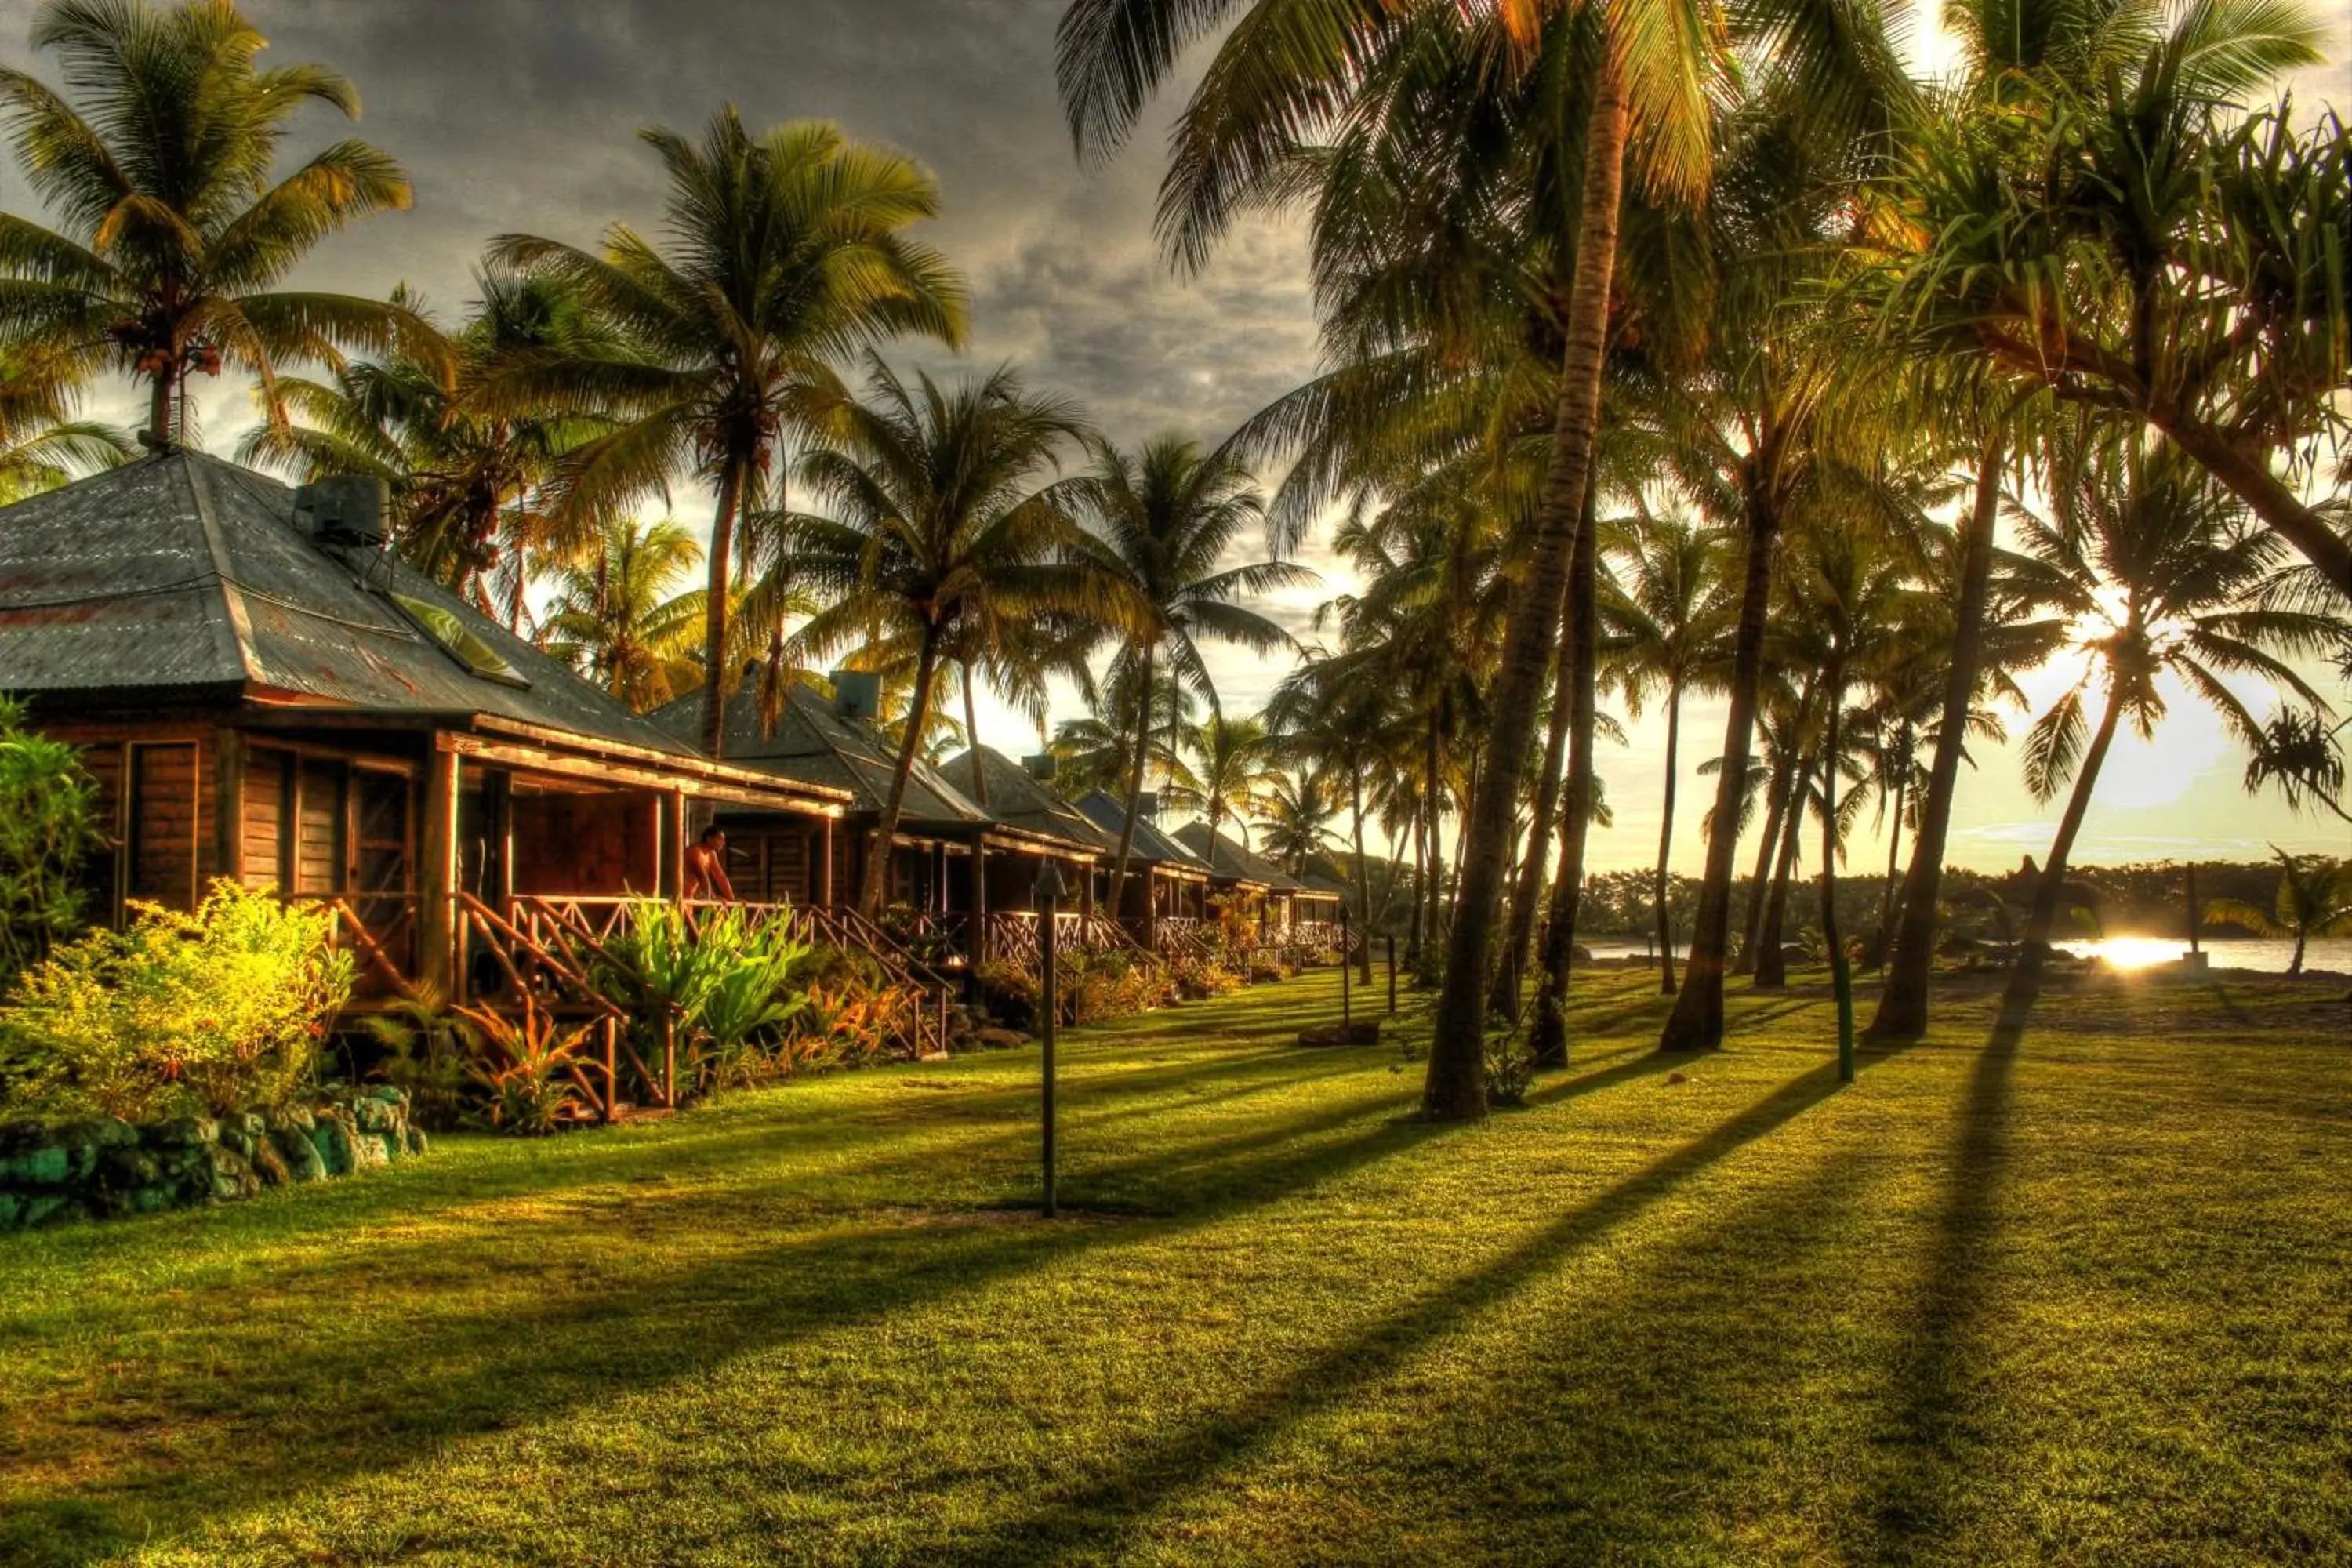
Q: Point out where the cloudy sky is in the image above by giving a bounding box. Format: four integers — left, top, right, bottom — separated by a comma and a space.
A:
2, 0, 2345, 877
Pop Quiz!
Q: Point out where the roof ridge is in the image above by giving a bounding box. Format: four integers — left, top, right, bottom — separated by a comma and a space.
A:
178, 455, 260, 688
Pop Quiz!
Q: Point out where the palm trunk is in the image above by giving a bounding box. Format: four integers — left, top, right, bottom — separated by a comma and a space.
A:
1352, 771, 1373, 982
1653, 681, 1684, 994
147, 369, 173, 445
1425, 719, 1447, 953
1490, 532, 1584, 1019
1821, 664, 1854, 1080
1659, 492, 1779, 1052
1735, 677, 1814, 978
2146, 408, 2352, 601
1878, 747, 1908, 963
1871, 439, 2003, 1038
700, 454, 747, 760
2289, 931, 2306, 975
1529, 503, 1599, 1068
1105, 640, 1154, 924
1753, 750, 1813, 991
1423, 44, 1628, 1120
1408, 805, 1426, 964
860, 623, 944, 918
2000, 681, 2127, 1020
1447, 746, 1478, 934
962, 662, 989, 807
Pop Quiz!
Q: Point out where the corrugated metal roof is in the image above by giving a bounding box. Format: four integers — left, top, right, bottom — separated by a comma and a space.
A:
654, 680, 993, 829
1172, 822, 1304, 890
1074, 790, 1212, 871
0, 451, 699, 757
942, 746, 1118, 855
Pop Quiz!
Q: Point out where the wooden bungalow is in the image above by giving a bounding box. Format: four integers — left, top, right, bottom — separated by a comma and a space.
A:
1171, 822, 1308, 956
0, 452, 856, 1034
1071, 790, 1214, 954
938, 746, 1145, 975
662, 684, 1099, 973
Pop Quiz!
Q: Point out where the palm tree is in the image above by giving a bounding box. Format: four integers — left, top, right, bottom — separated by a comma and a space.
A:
539, 518, 706, 712
1190, 711, 1274, 852
0, 343, 132, 502
0, 0, 444, 441
1257, 767, 1338, 877
784, 359, 1091, 916
1601, 506, 1736, 993
484, 109, 967, 758
1064, 436, 1307, 917
2205, 848, 2352, 977
1049, 664, 1202, 801
2000, 438, 2344, 1022
238, 270, 613, 613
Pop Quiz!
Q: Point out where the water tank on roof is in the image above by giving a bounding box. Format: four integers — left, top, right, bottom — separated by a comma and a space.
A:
293, 475, 389, 550
1022, 752, 1056, 781
830, 669, 881, 722
1135, 790, 1158, 822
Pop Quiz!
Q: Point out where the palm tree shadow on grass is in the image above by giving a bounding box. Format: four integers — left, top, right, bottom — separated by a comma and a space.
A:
1865, 1007, 2024, 1555
933, 1062, 1853, 1566
5, 1065, 1458, 1565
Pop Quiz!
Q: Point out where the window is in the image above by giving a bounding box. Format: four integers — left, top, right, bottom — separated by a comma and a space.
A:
389, 592, 532, 688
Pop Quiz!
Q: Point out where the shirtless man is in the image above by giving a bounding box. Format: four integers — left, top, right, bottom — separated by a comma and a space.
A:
684, 825, 737, 902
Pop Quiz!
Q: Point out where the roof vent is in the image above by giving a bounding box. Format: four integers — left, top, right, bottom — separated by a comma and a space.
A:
830, 669, 880, 722
293, 475, 389, 550
1022, 752, 1056, 781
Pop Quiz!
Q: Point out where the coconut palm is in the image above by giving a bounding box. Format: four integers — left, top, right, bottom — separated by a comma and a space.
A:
1049, 664, 1203, 802
0, 343, 132, 502
238, 270, 614, 614
0, 0, 444, 442
483, 109, 966, 758
1063, 436, 1308, 916
1999, 437, 2345, 1022
539, 518, 706, 712
784, 359, 1092, 916
1189, 711, 1275, 852
1257, 766, 1338, 878
1601, 505, 1737, 993
2204, 848, 2352, 976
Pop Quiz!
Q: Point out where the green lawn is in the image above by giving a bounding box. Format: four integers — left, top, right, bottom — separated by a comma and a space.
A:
4, 964, 2347, 1566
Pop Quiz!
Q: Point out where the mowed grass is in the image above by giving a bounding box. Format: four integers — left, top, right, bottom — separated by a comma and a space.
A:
2, 964, 2348, 1566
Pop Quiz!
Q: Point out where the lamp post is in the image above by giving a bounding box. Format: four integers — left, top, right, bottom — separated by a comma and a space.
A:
1034, 859, 1065, 1219
1340, 906, 1352, 1029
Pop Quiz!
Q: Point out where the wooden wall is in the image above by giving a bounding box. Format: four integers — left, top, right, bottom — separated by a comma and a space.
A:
45, 721, 220, 916
510, 789, 659, 896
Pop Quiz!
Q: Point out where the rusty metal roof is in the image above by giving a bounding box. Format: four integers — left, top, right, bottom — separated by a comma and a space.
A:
941, 746, 1118, 855
1172, 822, 1304, 891
0, 450, 699, 758
1073, 790, 1212, 873
654, 679, 993, 831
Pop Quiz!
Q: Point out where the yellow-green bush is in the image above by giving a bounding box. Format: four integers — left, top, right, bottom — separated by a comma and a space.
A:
0, 882, 354, 1123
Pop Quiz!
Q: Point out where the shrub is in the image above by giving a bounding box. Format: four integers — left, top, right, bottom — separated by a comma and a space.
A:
1484, 1041, 1534, 1108
1169, 956, 1243, 1000
456, 1000, 589, 1134
0, 696, 106, 980
359, 984, 471, 1131
0, 881, 354, 1123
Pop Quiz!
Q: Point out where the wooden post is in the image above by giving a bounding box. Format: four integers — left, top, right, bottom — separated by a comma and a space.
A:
818, 822, 837, 906
419, 742, 460, 998
214, 728, 245, 886
1035, 861, 1063, 1219
1341, 906, 1352, 1028
659, 791, 685, 899
1388, 934, 1397, 1014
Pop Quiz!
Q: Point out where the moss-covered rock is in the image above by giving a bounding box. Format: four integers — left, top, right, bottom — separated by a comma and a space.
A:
271, 1127, 328, 1184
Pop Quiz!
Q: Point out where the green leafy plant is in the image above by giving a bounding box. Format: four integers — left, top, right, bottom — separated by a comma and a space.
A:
455, 1000, 588, 1134
0, 696, 105, 981
2205, 848, 2352, 977
691, 913, 811, 1089
1483, 1041, 1534, 1109
358, 982, 472, 1131
0, 881, 353, 1123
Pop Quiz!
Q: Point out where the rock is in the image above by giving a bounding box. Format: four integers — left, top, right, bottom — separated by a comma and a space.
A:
403, 1127, 428, 1157
100, 1146, 160, 1189
273, 1129, 328, 1184
310, 1117, 356, 1178
352, 1097, 399, 1134
365, 1084, 407, 1109
347, 1130, 389, 1172
267, 1105, 317, 1134
217, 1125, 255, 1160
0, 1142, 68, 1188
150, 1117, 219, 1149
248, 1138, 291, 1188
205, 1145, 261, 1203
20, 1193, 84, 1229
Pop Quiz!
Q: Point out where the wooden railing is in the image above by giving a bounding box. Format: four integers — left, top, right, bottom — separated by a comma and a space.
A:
304, 894, 417, 1001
